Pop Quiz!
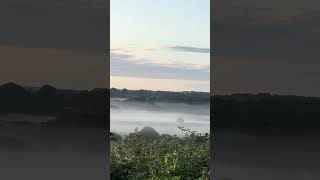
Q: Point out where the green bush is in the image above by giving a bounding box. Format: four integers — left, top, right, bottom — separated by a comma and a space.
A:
111, 127, 210, 180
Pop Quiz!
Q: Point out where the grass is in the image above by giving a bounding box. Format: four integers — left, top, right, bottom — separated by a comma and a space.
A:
111, 127, 210, 180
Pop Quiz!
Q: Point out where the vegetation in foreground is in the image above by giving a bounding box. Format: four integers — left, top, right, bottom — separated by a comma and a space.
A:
111, 127, 210, 180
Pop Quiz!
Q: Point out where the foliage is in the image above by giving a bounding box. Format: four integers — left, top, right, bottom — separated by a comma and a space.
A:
111, 127, 210, 180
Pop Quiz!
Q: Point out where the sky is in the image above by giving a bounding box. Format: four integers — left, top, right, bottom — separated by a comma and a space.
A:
2, 0, 318, 96
110, 0, 210, 92
0, 0, 108, 90
213, 0, 320, 97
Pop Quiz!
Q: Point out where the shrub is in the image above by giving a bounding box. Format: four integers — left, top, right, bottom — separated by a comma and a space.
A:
111, 127, 210, 180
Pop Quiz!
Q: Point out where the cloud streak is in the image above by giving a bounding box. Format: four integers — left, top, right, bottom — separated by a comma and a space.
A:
110, 50, 209, 81
169, 46, 210, 53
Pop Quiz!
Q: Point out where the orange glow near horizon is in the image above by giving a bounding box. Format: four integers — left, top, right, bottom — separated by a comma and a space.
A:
111, 76, 209, 92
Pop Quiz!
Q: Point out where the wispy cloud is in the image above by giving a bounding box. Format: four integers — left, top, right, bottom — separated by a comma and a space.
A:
169, 46, 210, 53
143, 47, 157, 51
110, 49, 209, 81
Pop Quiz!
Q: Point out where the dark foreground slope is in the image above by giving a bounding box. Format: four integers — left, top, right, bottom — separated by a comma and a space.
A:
212, 93, 320, 134
0, 82, 107, 180
212, 94, 320, 180
0, 82, 108, 129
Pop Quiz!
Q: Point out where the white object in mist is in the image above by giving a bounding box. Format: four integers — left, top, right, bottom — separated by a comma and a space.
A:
177, 117, 184, 125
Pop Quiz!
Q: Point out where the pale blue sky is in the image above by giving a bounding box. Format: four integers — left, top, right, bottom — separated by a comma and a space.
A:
111, 0, 210, 92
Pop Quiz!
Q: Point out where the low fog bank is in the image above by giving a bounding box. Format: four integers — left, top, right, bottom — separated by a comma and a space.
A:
111, 99, 210, 136
111, 98, 209, 115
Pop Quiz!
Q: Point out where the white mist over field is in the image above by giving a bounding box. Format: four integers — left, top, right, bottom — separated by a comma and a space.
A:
110, 98, 210, 136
